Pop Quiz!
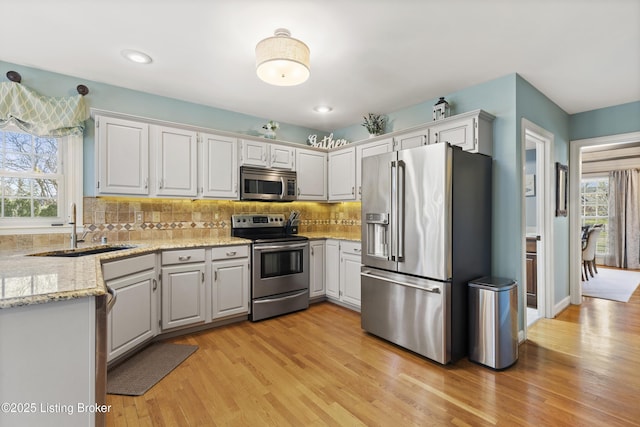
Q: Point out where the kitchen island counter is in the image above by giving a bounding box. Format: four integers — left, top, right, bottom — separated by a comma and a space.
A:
0, 236, 250, 309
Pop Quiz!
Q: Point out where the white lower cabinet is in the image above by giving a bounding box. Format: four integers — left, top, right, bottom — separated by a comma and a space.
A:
340, 241, 362, 307
103, 253, 158, 362
211, 245, 250, 320
325, 239, 361, 309
325, 239, 340, 299
309, 240, 326, 299
161, 249, 206, 330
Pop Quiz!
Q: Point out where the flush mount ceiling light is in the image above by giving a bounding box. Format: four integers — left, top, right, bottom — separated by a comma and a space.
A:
256, 28, 310, 86
313, 105, 333, 113
121, 49, 152, 64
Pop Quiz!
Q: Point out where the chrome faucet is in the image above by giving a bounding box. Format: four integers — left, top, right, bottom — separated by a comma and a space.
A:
70, 202, 77, 249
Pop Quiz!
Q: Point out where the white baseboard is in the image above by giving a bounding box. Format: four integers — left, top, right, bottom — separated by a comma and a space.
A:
554, 296, 571, 317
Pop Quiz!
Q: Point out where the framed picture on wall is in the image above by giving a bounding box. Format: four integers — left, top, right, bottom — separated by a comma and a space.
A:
525, 174, 536, 197
556, 162, 568, 216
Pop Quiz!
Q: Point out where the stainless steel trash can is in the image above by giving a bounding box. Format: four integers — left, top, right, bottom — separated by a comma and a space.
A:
468, 277, 518, 369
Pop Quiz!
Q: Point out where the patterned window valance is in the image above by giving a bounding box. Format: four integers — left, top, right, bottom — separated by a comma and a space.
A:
0, 82, 88, 137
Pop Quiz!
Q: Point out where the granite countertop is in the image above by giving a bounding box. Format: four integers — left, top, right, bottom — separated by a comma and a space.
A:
300, 232, 361, 242
0, 233, 360, 309
0, 237, 250, 309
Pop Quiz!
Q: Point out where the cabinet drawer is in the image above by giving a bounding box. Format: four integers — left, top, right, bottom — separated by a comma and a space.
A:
102, 253, 156, 281
162, 248, 206, 265
211, 245, 249, 261
340, 241, 362, 256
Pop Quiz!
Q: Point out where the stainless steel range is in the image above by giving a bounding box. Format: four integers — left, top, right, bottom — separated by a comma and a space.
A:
231, 214, 309, 321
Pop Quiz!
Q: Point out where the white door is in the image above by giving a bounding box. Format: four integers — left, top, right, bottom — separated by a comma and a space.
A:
309, 240, 326, 298
270, 145, 295, 170
240, 140, 269, 167
341, 252, 362, 307
201, 133, 238, 198
161, 264, 206, 329
328, 147, 356, 201
154, 126, 198, 197
212, 259, 249, 319
96, 116, 149, 195
107, 269, 156, 361
296, 149, 327, 200
393, 128, 427, 151
428, 117, 475, 151
325, 240, 340, 299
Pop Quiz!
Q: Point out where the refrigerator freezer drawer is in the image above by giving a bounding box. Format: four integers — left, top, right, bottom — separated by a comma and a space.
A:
360, 268, 449, 364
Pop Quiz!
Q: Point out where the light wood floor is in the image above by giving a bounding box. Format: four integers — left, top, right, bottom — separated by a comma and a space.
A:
106, 288, 640, 426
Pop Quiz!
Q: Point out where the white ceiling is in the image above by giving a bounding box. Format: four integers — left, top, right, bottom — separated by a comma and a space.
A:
2, 0, 639, 132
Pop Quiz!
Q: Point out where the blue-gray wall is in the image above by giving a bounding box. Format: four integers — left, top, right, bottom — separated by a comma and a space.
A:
0, 61, 325, 197
5, 59, 638, 328
334, 73, 575, 329
515, 74, 571, 307
570, 101, 640, 140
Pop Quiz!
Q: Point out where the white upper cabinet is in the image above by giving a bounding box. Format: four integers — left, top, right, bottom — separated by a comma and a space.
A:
270, 144, 296, 170
201, 133, 238, 199
392, 128, 428, 151
356, 138, 393, 200
96, 115, 150, 195
328, 146, 356, 201
153, 126, 198, 197
296, 148, 327, 200
239, 139, 295, 170
427, 110, 494, 156
240, 139, 269, 167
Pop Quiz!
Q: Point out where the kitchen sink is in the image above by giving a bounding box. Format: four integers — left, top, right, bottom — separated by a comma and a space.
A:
29, 245, 135, 258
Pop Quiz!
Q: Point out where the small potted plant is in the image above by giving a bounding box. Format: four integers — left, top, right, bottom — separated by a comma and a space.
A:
362, 113, 386, 137
262, 120, 279, 139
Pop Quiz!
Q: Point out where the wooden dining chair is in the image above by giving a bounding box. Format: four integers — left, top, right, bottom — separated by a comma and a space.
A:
581, 227, 602, 280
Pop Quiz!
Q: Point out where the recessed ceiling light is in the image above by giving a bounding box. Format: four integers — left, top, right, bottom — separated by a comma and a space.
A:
314, 105, 333, 113
121, 49, 153, 64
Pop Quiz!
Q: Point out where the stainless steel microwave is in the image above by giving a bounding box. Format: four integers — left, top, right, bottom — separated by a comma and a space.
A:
240, 166, 297, 201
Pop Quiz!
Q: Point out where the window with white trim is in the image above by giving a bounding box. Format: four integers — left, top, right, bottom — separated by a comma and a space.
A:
580, 176, 609, 257
0, 124, 82, 234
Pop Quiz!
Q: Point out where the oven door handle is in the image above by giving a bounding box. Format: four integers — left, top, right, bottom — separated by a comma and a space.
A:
254, 289, 308, 304
254, 242, 308, 251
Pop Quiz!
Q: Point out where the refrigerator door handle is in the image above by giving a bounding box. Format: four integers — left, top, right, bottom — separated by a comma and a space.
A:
390, 161, 397, 262
361, 271, 441, 294
397, 159, 406, 262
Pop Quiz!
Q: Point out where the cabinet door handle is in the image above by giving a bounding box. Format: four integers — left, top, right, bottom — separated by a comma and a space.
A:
202, 272, 205, 282
351, 187, 355, 195
311, 247, 314, 256
354, 248, 361, 253
178, 255, 192, 261
358, 186, 362, 196
152, 279, 157, 291
214, 270, 218, 281
297, 187, 301, 196
226, 251, 237, 257
144, 178, 148, 189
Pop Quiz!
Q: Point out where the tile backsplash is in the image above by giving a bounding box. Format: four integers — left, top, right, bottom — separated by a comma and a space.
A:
1, 198, 361, 250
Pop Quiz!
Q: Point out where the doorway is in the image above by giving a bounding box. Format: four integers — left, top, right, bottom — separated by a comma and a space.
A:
522, 119, 555, 335
568, 131, 640, 304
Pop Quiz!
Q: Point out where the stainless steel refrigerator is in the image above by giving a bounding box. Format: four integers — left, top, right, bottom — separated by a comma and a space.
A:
360, 143, 492, 364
